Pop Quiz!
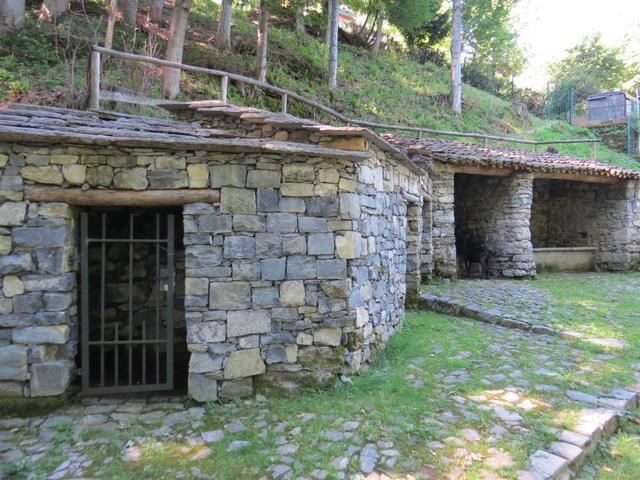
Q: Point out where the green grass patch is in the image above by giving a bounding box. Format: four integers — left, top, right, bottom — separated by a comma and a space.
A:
0, 6, 635, 167
0, 387, 78, 419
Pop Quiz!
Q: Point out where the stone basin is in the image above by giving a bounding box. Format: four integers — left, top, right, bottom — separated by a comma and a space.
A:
534, 247, 596, 273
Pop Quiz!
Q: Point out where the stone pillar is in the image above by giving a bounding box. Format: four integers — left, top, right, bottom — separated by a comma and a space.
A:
430, 169, 457, 277
594, 179, 640, 271
454, 172, 535, 278
491, 172, 536, 277
420, 200, 433, 281
0, 201, 77, 397
405, 200, 423, 301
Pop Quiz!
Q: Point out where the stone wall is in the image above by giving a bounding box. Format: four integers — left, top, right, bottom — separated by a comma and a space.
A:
0, 159, 78, 397
0, 139, 421, 399
594, 180, 640, 271
182, 151, 423, 400
454, 173, 536, 278
531, 178, 640, 271
531, 180, 600, 248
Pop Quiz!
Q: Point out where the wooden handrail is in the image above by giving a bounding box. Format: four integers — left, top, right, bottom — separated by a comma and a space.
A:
90, 46, 601, 158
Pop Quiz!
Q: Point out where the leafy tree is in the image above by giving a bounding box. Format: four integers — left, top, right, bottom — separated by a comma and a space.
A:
385, 0, 442, 37
549, 34, 634, 100
462, 0, 525, 96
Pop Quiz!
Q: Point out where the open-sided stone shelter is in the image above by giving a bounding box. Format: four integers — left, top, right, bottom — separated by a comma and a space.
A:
387, 136, 640, 278
1, 102, 639, 400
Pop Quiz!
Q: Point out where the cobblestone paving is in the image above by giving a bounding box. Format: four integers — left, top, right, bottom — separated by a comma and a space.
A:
2, 310, 639, 479
421, 279, 555, 328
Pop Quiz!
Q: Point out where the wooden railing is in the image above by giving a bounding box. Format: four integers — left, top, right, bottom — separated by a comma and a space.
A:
89, 46, 601, 159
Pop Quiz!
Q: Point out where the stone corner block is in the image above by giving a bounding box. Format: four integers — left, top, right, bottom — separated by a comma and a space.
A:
30, 360, 74, 397
189, 373, 218, 402
335, 231, 362, 259
224, 348, 266, 380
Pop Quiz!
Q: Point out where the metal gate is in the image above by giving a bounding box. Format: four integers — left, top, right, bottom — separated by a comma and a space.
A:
80, 210, 175, 395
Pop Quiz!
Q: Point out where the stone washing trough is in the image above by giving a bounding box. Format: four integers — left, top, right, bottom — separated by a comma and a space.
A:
534, 247, 597, 272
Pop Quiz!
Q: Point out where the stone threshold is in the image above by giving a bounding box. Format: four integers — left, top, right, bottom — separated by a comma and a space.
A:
419, 293, 558, 335
419, 293, 629, 349
518, 384, 640, 479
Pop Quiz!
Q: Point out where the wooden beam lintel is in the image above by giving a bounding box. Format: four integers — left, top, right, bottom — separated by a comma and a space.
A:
24, 186, 221, 206
450, 165, 512, 177
532, 172, 620, 185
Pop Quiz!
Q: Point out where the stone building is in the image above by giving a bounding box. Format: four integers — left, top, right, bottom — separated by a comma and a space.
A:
0, 104, 425, 400
1, 102, 640, 401
387, 136, 640, 278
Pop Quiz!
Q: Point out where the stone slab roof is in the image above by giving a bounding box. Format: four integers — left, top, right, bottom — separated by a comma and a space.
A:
385, 135, 640, 180
0, 104, 371, 161
159, 102, 424, 175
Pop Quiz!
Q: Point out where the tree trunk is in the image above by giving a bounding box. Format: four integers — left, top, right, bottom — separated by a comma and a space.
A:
163, 0, 192, 99
121, 0, 138, 27
150, 0, 164, 22
328, 0, 339, 90
370, 8, 383, 56
256, 0, 268, 82
324, 0, 331, 44
104, 0, 118, 51
216, 0, 232, 50
295, 1, 305, 34
0, 0, 25, 31
450, 0, 463, 114
366, 10, 378, 43
39, 0, 69, 20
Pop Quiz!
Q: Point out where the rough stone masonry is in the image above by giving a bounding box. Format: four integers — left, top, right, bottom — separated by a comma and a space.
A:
3, 103, 640, 401
0, 105, 425, 400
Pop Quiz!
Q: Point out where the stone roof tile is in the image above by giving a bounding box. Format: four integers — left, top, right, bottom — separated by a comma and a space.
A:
384, 135, 640, 179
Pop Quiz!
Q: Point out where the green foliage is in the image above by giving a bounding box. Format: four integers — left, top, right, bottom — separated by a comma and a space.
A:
462, 0, 525, 97
0, 4, 631, 166
384, 0, 443, 36
0, 388, 77, 418
549, 34, 635, 100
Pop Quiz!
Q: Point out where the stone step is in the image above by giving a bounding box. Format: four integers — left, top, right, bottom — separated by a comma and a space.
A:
518, 385, 640, 479
418, 292, 557, 335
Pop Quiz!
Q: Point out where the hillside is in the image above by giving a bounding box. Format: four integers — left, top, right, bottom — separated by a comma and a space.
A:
0, 0, 636, 169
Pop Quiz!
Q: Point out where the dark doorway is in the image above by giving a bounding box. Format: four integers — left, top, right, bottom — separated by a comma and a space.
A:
79, 208, 187, 395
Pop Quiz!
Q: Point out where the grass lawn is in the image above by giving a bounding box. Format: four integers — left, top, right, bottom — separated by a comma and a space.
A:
3, 273, 640, 479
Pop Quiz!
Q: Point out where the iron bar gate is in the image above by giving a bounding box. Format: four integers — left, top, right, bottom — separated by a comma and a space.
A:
80, 210, 175, 395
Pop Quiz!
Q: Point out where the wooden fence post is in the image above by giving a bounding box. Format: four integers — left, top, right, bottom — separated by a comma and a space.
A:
592, 142, 598, 160
89, 50, 101, 110
221, 75, 229, 103
281, 93, 288, 113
